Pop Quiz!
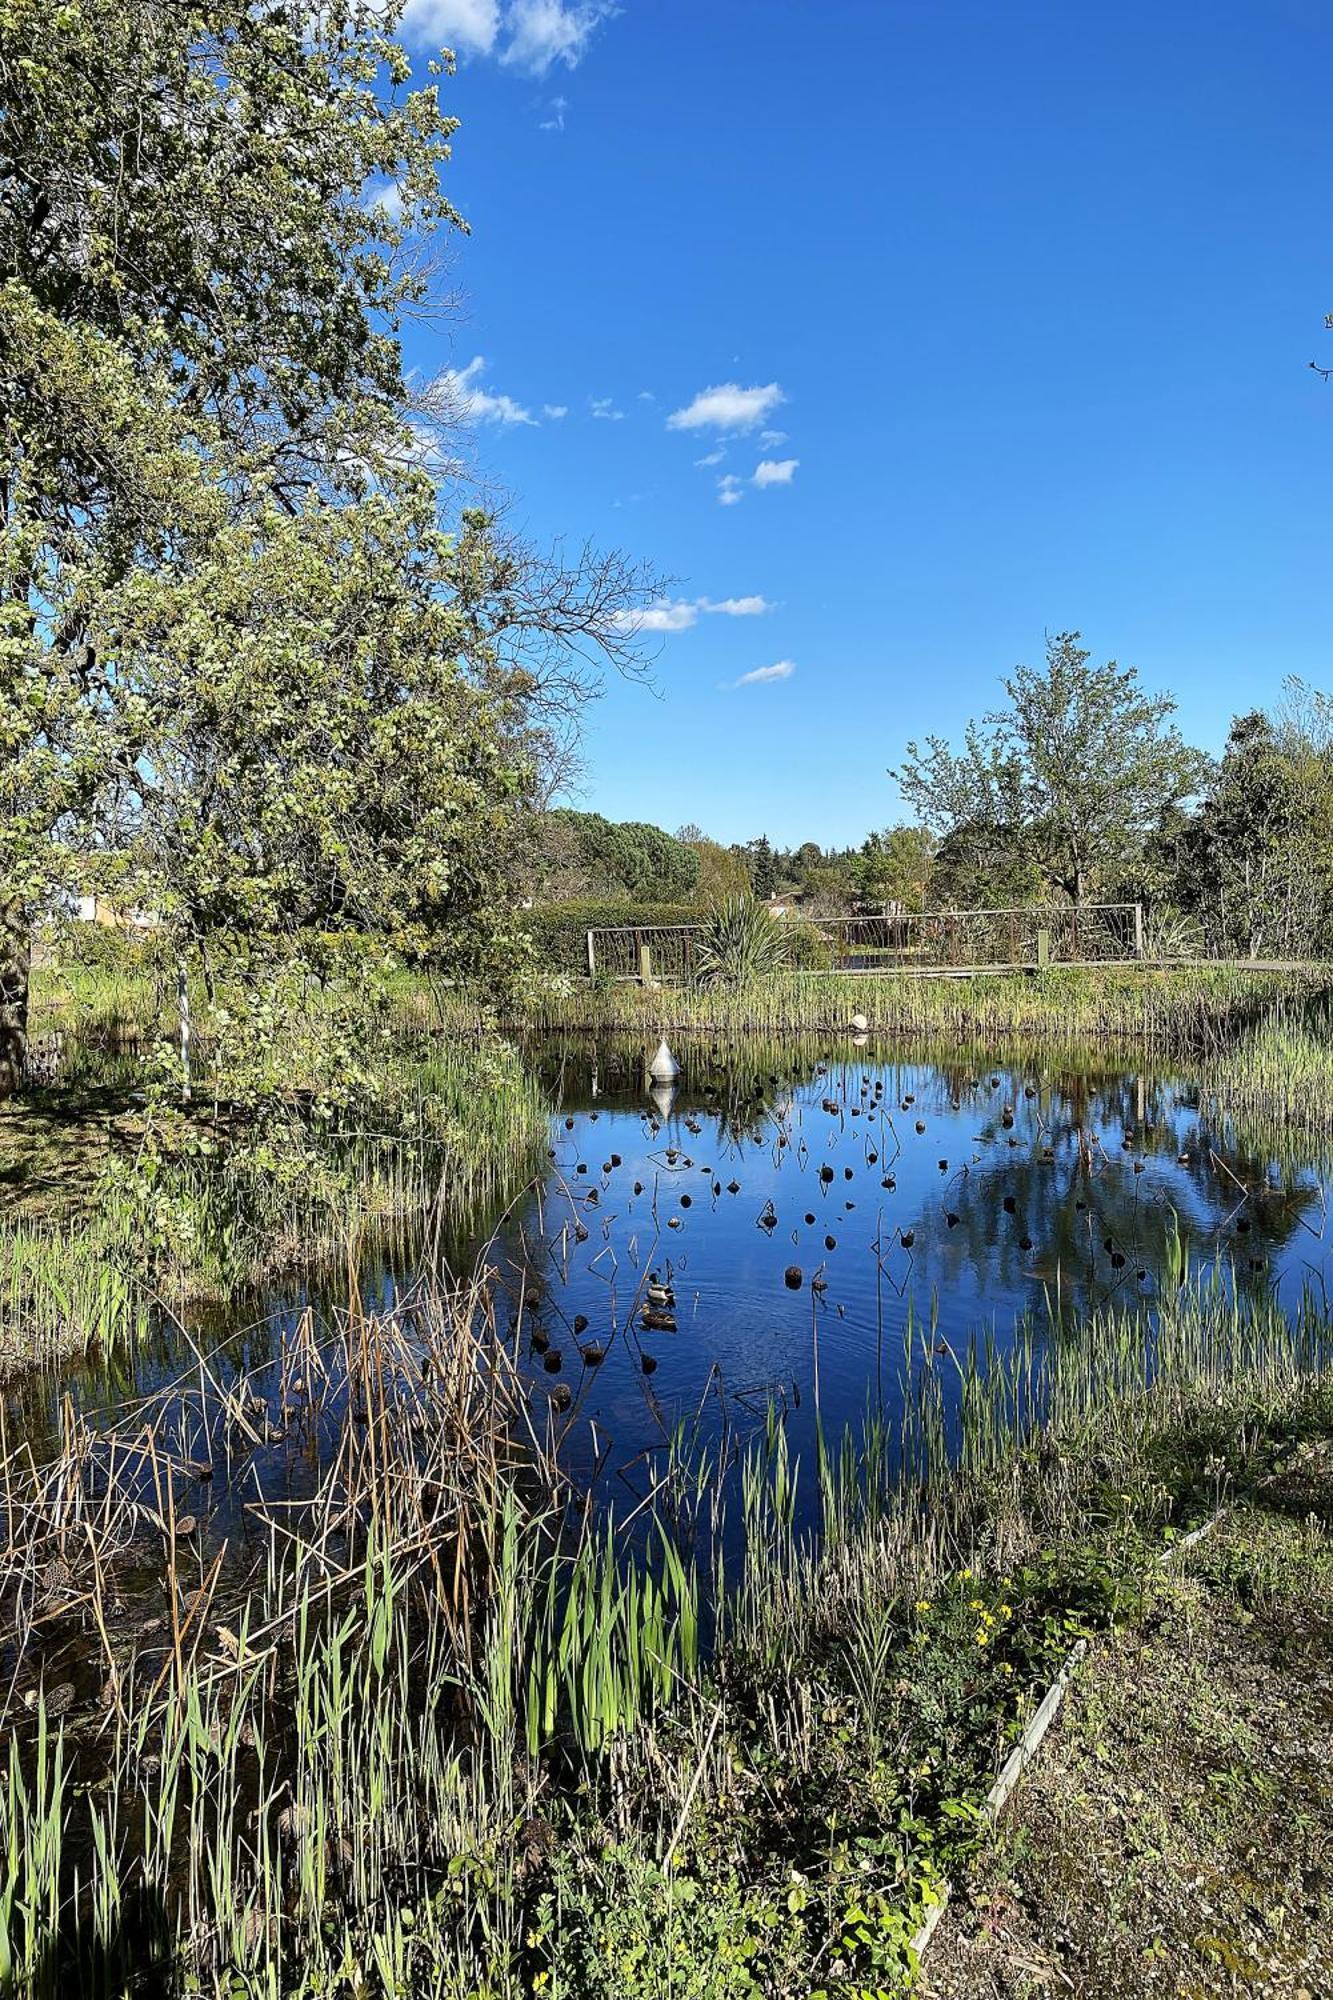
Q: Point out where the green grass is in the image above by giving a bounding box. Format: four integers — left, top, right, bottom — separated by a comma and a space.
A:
514, 964, 1333, 1050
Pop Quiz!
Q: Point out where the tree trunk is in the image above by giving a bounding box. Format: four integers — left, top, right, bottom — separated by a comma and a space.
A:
0, 902, 30, 1097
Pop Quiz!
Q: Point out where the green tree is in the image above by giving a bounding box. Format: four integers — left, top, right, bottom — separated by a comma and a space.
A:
856, 825, 934, 911
687, 837, 752, 906
1184, 706, 1333, 959
0, 0, 648, 1088
749, 835, 778, 899
895, 633, 1208, 906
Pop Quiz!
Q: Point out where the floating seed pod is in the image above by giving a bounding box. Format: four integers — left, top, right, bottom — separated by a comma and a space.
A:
811, 1274, 828, 1293
881, 1175, 896, 1190
1133, 1161, 1144, 1175
641, 1354, 658, 1375
531, 1328, 550, 1353
1111, 1251, 1126, 1269
915, 1120, 926, 1135
551, 1383, 572, 1410
938, 1158, 948, 1171
576, 1163, 588, 1175
868, 1149, 878, 1164
680, 1193, 692, 1209
543, 1351, 562, 1373
824, 1234, 837, 1251
901, 1229, 915, 1249
820, 1164, 835, 1184
610, 1153, 622, 1167
728, 1180, 741, 1194
1003, 1195, 1016, 1214
946, 1212, 959, 1228
633, 1181, 644, 1195
784, 1266, 803, 1290
805, 1211, 816, 1225
1019, 1235, 1032, 1252
844, 1166, 854, 1180
573, 1314, 588, 1335
580, 1344, 605, 1367
565, 1117, 575, 1129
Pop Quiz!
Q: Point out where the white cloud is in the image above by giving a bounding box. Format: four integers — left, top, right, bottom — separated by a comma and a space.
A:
717, 474, 744, 506
729, 660, 796, 689
363, 178, 406, 221
752, 457, 799, 487
622, 599, 699, 633
542, 402, 569, 419
589, 395, 624, 421
501, 0, 617, 75
539, 94, 568, 130
399, 0, 501, 55
614, 594, 773, 634
438, 355, 536, 426
694, 448, 724, 467
638, 389, 656, 402
759, 428, 788, 447
698, 595, 772, 617
667, 381, 785, 433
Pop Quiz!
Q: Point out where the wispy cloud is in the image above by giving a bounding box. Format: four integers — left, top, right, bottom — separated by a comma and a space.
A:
698, 595, 772, 616
615, 594, 773, 634
542, 402, 569, 419
589, 395, 625, 421
436, 355, 536, 426
717, 474, 744, 506
400, 0, 502, 56
362, 178, 406, 222
668, 381, 785, 433
752, 457, 799, 487
694, 448, 724, 467
727, 660, 796, 689
539, 94, 568, 130
503, 0, 616, 72
759, 428, 788, 447
400, 0, 616, 74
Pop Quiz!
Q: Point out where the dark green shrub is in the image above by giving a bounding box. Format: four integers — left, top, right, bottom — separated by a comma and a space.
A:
522, 900, 703, 976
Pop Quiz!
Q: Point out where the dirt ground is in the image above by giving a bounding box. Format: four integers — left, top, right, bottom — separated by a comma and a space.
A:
922, 1453, 1333, 1999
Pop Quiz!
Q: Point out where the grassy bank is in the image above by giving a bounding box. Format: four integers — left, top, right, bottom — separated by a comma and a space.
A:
3, 1274, 1330, 1998
924, 1483, 1333, 1996
516, 964, 1333, 1051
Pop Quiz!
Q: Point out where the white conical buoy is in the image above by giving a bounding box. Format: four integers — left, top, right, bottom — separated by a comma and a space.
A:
649, 1080, 678, 1120
649, 1038, 680, 1082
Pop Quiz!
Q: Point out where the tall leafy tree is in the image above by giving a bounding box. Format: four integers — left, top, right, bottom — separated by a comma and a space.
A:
895, 633, 1208, 906
1184, 706, 1333, 959
0, 0, 647, 1088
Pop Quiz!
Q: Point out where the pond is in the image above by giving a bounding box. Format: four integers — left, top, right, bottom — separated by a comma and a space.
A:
4, 1033, 1332, 1570
491, 1038, 1332, 1512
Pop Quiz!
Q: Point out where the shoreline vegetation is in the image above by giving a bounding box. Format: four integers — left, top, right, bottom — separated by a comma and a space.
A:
1, 1270, 1329, 1997
0, 940, 1331, 1993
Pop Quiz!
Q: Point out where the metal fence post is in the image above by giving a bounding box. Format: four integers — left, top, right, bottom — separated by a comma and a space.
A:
1036, 927, 1051, 971
586, 930, 597, 980
1133, 902, 1145, 959
638, 942, 652, 986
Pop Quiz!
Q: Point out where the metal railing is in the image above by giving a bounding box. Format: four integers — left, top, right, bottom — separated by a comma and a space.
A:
583, 903, 1145, 982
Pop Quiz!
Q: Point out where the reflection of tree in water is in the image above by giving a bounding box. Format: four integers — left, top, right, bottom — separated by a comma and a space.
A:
523, 1033, 1332, 1330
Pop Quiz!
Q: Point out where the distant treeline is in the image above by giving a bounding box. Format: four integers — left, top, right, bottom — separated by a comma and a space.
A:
532, 637, 1333, 964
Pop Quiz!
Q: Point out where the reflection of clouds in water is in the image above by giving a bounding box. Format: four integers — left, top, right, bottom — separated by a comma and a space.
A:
498, 1045, 1333, 1516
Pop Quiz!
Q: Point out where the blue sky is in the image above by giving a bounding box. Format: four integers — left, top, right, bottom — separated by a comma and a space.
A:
394, 0, 1333, 847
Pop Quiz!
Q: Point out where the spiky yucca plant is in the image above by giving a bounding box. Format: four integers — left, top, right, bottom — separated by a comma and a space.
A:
693, 897, 791, 986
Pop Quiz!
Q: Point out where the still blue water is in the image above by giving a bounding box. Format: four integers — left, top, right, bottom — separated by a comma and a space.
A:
493, 1041, 1331, 1495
